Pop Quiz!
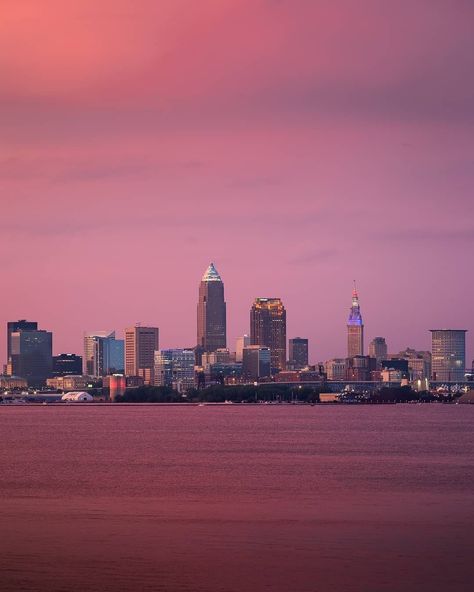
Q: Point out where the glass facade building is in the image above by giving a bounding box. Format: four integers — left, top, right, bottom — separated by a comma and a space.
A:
10, 329, 53, 387
154, 349, 195, 393
289, 337, 309, 368
430, 330, 466, 382
250, 298, 286, 371
197, 263, 227, 352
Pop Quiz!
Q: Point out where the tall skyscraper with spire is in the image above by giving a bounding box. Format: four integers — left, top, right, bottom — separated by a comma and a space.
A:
197, 263, 227, 352
347, 284, 364, 358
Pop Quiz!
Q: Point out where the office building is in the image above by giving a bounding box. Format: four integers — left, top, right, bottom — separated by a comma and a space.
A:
242, 346, 271, 381
250, 298, 286, 371
235, 335, 250, 362
368, 337, 387, 367
154, 349, 195, 393
47, 375, 93, 391
7, 320, 38, 369
289, 337, 309, 369
52, 354, 83, 377
347, 286, 364, 358
393, 348, 431, 381
10, 329, 53, 387
430, 330, 467, 382
325, 358, 346, 381
345, 355, 375, 381
125, 325, 159, 385
83, 331, 124, 377
197, 263, 227, 352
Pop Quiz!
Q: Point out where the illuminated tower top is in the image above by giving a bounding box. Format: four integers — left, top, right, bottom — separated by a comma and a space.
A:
201, 262, 222, 283
347, 283, 364, 358
348, 283, 363, 326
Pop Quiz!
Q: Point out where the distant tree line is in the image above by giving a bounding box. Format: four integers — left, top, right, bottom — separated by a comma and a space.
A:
115, 384, 323, 403
114, 384, 444, 404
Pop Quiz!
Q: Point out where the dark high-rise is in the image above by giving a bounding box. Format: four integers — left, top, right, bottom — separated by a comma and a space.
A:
52, 353, 83, 377
289, 337, 309, 368
197, 263, 227, 352
7, 320, 38, 365
250, 298, 286, 371
10, 329, 53, 387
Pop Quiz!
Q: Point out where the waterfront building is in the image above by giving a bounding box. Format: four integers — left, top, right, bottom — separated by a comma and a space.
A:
154, 349, 195, 393
197, 263, 227, 352
325, 358, 346, 381
288, 337, 309, 369
0, 375, 28, 389
235, 335, 250, 362
368, 337, 387, 368
52, 353, 83, 377
103, 374, 127, 401
10, 329, 53, 387
47, 375, 93, 391
250, 298, 286, 371
242, 345, 271, 381
125, 325, 159, 385
347, 286, 364, 358
430, 330, 467, 382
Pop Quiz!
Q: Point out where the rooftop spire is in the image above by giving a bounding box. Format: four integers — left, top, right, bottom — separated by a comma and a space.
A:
201, 262, 222, 283
348, 282, 363, 325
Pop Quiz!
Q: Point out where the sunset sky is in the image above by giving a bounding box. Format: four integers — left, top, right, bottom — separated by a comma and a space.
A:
1, 0, 473, 364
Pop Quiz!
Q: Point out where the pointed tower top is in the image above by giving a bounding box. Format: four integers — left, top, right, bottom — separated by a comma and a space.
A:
202, 262, 222, 282
352, 279, 358, 299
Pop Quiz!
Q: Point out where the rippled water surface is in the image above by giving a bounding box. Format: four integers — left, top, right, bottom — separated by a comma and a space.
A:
1, 405, 473, 591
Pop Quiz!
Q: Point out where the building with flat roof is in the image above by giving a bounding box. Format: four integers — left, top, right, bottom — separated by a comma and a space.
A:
289, 338, 308, 369
430, 330, 467, 382
154, 349, 195, 393
125, 325, 159, 385
10, 329, 52, 387
52, 354, 83, 377
250, 298, 286, 371
242, 346, 271, 381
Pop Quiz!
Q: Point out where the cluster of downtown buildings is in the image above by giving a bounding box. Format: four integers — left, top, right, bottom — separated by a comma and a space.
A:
0, 264, 471, 397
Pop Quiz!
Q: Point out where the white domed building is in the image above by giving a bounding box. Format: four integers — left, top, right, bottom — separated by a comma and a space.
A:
61, 391, 93, 402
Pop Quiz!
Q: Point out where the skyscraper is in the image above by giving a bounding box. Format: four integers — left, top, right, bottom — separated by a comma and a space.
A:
125, 325, 159, 384
197, 263, 226, 352
368, 337, 387, 367
83, 331, 124, 377
10, 329, 53, 387
250, 298, 286, 371
288, 337, 309, 369
430, 330, 466, 382
7, 320, 38, 368
347, 286, 364, 358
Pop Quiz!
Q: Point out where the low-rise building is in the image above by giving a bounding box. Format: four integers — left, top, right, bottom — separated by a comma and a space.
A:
46, 375, 93, 391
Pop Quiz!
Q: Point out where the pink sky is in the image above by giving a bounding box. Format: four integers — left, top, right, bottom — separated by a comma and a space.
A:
1, 0, 473, 365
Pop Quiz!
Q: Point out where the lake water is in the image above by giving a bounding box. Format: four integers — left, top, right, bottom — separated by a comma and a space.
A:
1, 405, 473, 592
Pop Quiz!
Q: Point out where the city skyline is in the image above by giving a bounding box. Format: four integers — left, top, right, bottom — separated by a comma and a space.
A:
2, 2, 473, 368
1, 272, 471, 370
